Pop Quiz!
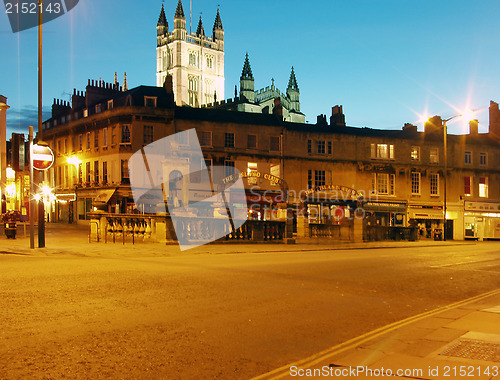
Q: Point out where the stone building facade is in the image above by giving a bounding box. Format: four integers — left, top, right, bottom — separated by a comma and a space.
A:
40, 81, 500, 241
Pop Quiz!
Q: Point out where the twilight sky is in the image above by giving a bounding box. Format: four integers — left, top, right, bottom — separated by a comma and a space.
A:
2, 0, 500, 136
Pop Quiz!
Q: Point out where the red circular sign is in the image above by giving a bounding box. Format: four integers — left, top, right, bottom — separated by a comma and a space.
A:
32, 144, 54, 170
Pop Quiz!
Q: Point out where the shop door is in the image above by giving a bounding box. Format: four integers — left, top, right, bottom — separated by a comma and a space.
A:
446, 220, 454, 240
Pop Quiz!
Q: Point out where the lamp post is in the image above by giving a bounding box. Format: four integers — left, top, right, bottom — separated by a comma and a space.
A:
37, 0, 44, 247
432, 113, 470, 241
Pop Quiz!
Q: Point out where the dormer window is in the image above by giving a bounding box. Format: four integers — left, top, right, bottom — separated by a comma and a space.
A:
95, 104, 102, 113
144, 96, 157, 107
108, 100, 114, 110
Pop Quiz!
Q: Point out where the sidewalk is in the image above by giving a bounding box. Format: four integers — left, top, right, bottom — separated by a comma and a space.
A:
0, 222, 476, 258
254, 290, 500, 379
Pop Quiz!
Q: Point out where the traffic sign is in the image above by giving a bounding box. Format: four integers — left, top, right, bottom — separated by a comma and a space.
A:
32, 144, 54, 171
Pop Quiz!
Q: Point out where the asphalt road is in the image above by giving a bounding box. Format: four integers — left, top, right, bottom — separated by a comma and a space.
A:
1, 242, 500, 379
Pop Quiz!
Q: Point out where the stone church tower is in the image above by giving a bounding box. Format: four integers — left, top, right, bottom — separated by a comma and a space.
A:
156, 1, 225, 107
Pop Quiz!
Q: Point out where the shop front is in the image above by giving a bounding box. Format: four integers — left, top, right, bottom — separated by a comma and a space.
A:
363, 201, 416, 241
464, 201, 500, 240
408, 204, 444, 240
301, 185, 362, 240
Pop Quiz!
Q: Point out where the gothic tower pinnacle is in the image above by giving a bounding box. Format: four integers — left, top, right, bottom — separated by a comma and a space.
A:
287, 66, 300, 112
240, 53, 255, 103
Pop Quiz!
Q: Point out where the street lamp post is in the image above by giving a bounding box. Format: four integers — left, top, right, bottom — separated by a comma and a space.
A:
442, 118, 448, 241
37, 0, 45, 248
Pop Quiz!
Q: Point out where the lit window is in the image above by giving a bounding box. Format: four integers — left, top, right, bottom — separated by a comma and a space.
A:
430, 147, 439, 163
479, 177, 488, 198
200, 131, 212, 147
247, 162, 258, 185
430, 173, 439, 195
411, 146, 420, 161
480, 152, 487, 166
411, 172, 421, 195
371, 143, 394, 159
464, 151, 472, 165
224, 133, 234, 148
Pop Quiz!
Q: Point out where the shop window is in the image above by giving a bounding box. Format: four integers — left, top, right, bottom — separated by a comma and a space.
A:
224, 133, 234, 148
464, 151, 472, 165
247, 134, 257, 149
430, 173, 439, 196
371, 143, 394, 159
430, 147, 439, 163
464, 176, 472, 196
479, 177, 488, 198
411, 146, 420, 161
411, 172, 421, 195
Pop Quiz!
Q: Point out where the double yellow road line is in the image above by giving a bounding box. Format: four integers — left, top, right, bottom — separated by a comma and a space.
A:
252, 288, 500, 379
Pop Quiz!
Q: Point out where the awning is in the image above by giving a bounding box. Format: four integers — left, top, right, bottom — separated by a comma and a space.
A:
93, 188, 117, 204
410, 210, 444, 220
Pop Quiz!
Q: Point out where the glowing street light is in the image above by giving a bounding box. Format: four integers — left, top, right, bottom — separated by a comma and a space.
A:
67, 155, 82, 168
